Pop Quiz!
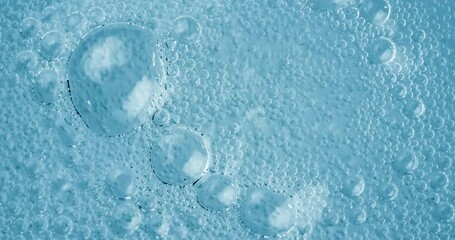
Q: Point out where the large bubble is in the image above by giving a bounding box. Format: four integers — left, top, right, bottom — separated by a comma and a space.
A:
68, 23, 165, 136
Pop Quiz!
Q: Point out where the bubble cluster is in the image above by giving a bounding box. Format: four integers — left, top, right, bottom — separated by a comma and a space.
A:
1, 0, 455, 239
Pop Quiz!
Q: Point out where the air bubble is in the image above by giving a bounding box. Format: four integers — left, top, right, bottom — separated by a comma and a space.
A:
68, 23, 165, 136
433, 202, 454, 222
308, 0, 352, 11
404, 99, 425, 117
378, 182, 399, 201
33, 69, 59, 105
342, 174, 365, 197
393, 150, 419, 174
368, 37, 396, 64
110, 202, 142, 236
171, 16, 201, 43
16, 50, 37, 71
105, 166, 137, 199
40, 31, 65, 60
52, 216, 73, 236
240, 188, 295, 237
150, 127, 210, 185
20, 17, 40, 38
360, 0, 391, 25
152, 109, 171, 127
197, 174, 238, 211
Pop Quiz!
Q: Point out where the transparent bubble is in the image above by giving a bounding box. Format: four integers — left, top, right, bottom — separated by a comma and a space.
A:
106, 166, 137, 199
16, 50, 37, 71
342, 174, 365, 197
150, 127, 210, 185
88, 7, 105, 24
240, 188, 295, 236
368, 37, 396, 64
20, 17, 40, 38
152, 108, 171, 127
110, 202, 142, 236
359, 0, 391, 25
378, 182, 399, 201
66, 12, 83, 29
404, 98, 426, 118
393, 150, 419, 174
433, 202, 454, 222
68, 23, 165, 136
40, 31, 65, 60
33, 69, 59, 105
52, 216, 73, 236
429, 172, 448, 190
171, 16, 201, 43
197, 174, 238, 211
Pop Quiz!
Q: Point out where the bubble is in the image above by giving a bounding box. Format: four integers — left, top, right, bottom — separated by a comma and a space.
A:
20, 17, 40, 38
110, 202, 143, 236
152, 109, 171, 127
150, 127, 210, 186
106, 166, 137, 199
197, 175, 238, 211
368, 37, 396, 64
429, 172, 448, 190
348, 208, 367, 224
240, 188, 295, 237
33, 69, 59, 105
171, 16, 201, 43
88, 7, 105, 24
40, 31, 65, 60
16, 50, 37, 71
66, 12, 83, 29
378, 182, 398, 201
393, 150, 419, 174
359, 0, 391, 25
391, 84, 407, 99
433, 203, 454, 222
342, 174, 365, 197
52, 216, 73, 236
404, 99, 425, 117
308, 0, 352, 11
68, 23, 165, 136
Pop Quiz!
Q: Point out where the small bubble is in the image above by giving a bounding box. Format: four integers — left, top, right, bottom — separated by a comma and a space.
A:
40, 31, 65, 60
106, 166, 137, 199
197, 174, 238, 211
378, 182, 398, 201
433, 202, 454, 222
16, 50, 37, 71
393, 150, 419, 174
308, 0, 352, 11
171, 16, 201, 44
368, 37, 396, 64
33, 69, 59, 105
52, 216, 73, 236
20, 17, 40, 38
342, 174, 365, 197
404, 98, 425, 118
150, 127, 210, 186
110, 202, 143, 236
360, 0, 391, 25
152, 108, 171, 127
240, 188, 295, 236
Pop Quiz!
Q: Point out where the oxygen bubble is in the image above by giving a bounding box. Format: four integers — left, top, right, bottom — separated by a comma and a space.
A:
393, 150, 419, 174
197, 175, 238, 211
360, 0, 391, 25
20, 17, 40, 38
342, 174, 365, 197
105, 166, 137, 199
33, 69, 59, 105
40, 31, 65, 60
88, 7, 105, 24
391, 84, 407, 99
378, 182, 399, 201
52, 216, 73, 236
68, 23, 165, 136
429, 172, 448, 190
16, 50, 37, 71
433, 202, 454, 222
110, 202, 143, 236
150, 127, 210, 186
171, 16, 201, 43
152, 109, 171, 127
404, 99, 425, 118
240, 188, 295, 237
66, 12, 83, 29
368, 37, 396, 64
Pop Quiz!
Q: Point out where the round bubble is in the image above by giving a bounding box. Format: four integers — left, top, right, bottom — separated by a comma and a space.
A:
368, 37, 396, 64
105, 166, 137, 199
152, 109, 171, 127
171, 16, 201, 43
197, 175, 238, 211
33, 69, 59, 105
40, 31, 65, 60
52, 216, 73, 236
342, 174, 365, 197
360, 0, 391, 25
20, 17, 40, 38
378, 182, 398, 201
393, 150, 419, 174
68, 23, 165, 136
150, 127, 210, 186
433, 202, 454, 222
240, 188, 295, 236
110, 202, 142, 236
404, 99, 425, 118
16, 50, 37, 71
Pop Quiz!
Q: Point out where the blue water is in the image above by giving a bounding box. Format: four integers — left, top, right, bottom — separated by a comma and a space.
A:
1, 0, 454, 239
